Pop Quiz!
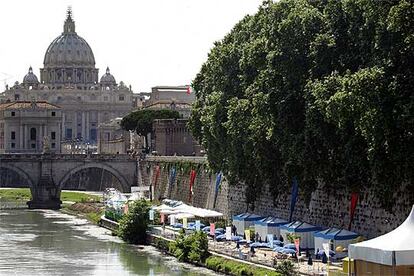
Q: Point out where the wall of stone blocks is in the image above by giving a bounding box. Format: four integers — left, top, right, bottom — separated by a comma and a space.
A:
140, 159, 413, 238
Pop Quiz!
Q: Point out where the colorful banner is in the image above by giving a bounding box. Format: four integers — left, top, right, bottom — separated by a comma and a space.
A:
123, 203, 129, 214
195, 220, 201, 231
169, 167, 177, 187
210, 223, 215, 236
267, 234, 274, 248
322, 243, 330, 260
189, 169, 197, 202
170, 215, 176, 226
245, 229, 251, 242
294, 238, 300, 253
348, 192, 359, 230
152, 165, 161, 190
289, 176, 299, 222
160, 213, 165, 224
183, 217, 188, 229
149, 209, 154, 221
213, 172, 223, 208
225, 226, 232, 240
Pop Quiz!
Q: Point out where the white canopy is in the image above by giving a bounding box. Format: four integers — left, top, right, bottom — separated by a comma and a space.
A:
349, 205, 414, 266
153, 200, 223, 219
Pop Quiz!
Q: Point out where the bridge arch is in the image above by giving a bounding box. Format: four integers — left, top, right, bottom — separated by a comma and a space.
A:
58, 163, 130, 192
0, 163, 34, 188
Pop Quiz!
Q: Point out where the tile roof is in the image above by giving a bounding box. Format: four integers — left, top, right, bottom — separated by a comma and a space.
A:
0, 101, 60, 110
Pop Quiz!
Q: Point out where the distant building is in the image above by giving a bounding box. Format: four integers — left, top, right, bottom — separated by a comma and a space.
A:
0, 101, 62, 153
144, 86, 195, 118
97, 118, 130, 154
152, 119, 201, 156
0, 8, 134, 150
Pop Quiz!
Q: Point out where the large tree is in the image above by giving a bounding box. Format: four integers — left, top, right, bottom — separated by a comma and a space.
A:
189, 0, 414, 209
121, 109, 180, 152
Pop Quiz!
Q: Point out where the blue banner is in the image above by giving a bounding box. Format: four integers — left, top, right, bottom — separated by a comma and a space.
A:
213, 172, 222, 208
169, 167, 176, 186
289, 176, 299, 222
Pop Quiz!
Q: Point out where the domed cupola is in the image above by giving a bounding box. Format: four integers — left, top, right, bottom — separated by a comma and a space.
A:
23, 66, 39, 87
100, 67, 117, 87
40, 7, 99, 88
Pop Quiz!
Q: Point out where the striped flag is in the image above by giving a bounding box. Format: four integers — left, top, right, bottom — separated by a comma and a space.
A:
186, 85, 194, 95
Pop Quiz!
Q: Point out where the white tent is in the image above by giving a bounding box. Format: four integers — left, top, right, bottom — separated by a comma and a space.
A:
280, 221, 321, 250
232, 213, 265, 236
348, 205, 414, 275
254, 216, 288, 241
314, 228, 359, 258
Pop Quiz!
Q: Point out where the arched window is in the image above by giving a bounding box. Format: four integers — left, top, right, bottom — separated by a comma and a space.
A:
30, 128, 36, 141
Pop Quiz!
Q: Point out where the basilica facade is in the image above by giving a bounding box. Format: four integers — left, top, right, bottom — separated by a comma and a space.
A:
0, 9, 134, 151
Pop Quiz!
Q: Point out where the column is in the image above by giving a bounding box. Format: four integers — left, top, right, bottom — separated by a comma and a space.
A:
61, 113, 65, 140
39, 125, 43, 151
86, 111, 90, 141
81, 112, 86, 140
19, 125, 23, 150
24, 125, 28, 149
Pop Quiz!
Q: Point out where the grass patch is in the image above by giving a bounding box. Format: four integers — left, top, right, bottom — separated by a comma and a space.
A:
60, 191, 101, 203
0, 188, 101, 203
0, 188, 31, 201
205, 256, 281, 276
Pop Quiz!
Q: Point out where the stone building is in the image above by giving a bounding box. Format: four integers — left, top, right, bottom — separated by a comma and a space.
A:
144, 86, 195, 118
97, 117, 130, 154
152, 119, 201, 156
0, 8, 135, 149
0, 101, 62, 153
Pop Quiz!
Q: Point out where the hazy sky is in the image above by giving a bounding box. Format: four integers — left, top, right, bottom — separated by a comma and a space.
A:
0, 0, 263, 92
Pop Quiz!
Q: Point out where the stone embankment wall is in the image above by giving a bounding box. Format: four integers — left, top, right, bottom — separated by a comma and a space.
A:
139, 156, 412, 238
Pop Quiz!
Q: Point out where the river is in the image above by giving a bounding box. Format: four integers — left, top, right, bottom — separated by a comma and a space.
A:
0, 209, 216, 276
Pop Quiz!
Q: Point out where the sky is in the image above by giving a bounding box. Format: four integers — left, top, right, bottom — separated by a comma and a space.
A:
0, 0, 263, 93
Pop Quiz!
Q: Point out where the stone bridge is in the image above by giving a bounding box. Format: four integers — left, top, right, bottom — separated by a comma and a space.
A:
0, 153, 137, 209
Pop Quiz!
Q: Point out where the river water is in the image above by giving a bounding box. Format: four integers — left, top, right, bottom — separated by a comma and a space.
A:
0, 209, 216, 276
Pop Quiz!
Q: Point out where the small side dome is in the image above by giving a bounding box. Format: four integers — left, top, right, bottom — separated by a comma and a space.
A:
23, 67, 39, 85
100, 67, 116, 86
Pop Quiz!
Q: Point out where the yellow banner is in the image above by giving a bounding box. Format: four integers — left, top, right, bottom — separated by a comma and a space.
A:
183, 217, 188, 229
245, 229, 250, 242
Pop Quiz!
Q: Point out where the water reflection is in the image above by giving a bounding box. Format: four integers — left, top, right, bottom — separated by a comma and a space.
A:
0, 209, 215, 276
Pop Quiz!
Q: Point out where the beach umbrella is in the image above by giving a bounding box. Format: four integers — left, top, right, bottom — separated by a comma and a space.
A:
284, 243, 296, 250
317, 250, 335, 257
273, 246, 285, 253
282, 248, 297, 255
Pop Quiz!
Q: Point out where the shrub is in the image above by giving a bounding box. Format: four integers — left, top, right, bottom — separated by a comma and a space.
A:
274, 260, 298, 276
205, 256, 281, 276
117, 199, 151, 244
169, 230, 210, 264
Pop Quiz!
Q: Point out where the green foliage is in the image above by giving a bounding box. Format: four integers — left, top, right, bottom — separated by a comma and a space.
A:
169, 230, 210, 264
274, 260, 298, 276
189, 0, 414, 209
121, 109, 181, 151
0, 188, 101, 203
153, 236, 172, 252
205, 256, 281, 276
117, 199, 151, 244
286, 233, 300, 244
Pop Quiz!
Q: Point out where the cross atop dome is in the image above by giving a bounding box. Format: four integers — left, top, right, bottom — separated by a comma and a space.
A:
64, 6, 76, 34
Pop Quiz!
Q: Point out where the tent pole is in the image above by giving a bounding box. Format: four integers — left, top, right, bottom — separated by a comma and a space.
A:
392, 251, 396, 276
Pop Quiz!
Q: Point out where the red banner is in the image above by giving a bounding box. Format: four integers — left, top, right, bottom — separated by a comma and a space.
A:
348, 192, 359, 230
210, 223, 215, 236
152, 165, 160, 190
294, 238, 300, 253
189, 169, 197, 202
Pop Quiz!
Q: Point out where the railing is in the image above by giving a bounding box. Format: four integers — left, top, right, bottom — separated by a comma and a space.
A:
0, 153, 137, 161
145, 155, 207, 164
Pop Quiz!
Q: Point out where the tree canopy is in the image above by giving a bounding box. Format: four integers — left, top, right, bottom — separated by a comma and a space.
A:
121, 109, 181, 135
121, 109, 181, 151
189, 0, 414, 209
